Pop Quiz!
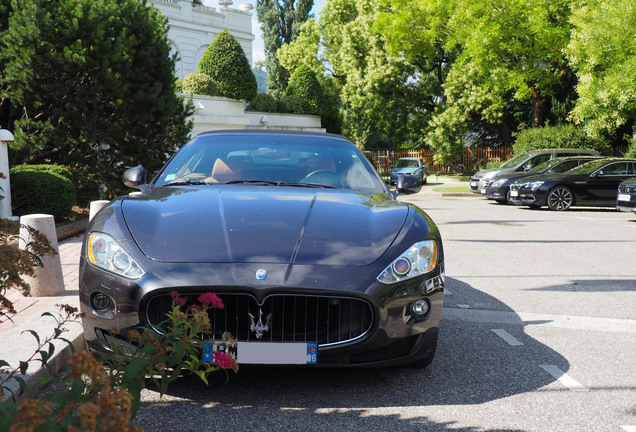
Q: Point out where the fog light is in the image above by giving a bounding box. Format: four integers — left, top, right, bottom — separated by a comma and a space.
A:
411, 299, 430, 317
92, 293, 113, 311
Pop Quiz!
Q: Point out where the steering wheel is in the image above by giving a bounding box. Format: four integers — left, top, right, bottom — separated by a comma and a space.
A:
300, 169, 343, 188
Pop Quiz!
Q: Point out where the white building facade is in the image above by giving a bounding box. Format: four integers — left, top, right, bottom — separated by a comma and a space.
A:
151, 0, 255, 78
151, 0, 324, 134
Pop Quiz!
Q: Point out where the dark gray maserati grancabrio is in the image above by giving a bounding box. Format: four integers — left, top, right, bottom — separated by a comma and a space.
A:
79, 130, 445, 367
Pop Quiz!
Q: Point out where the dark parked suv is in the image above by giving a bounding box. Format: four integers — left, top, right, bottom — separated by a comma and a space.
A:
616, 177, 636, 215
470, 148, 600, 194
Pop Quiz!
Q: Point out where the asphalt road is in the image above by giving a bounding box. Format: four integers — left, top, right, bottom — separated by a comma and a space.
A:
133, 188, 636, 432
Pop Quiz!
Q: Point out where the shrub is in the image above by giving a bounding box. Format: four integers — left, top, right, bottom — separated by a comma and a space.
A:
284, 66, 325, 116
198, 30, 257, 102
513, 124, 610, 155
283, 94, 305, 115
177, 73, 220, 97
246, 93, 277, 112
10, 165, 76, 219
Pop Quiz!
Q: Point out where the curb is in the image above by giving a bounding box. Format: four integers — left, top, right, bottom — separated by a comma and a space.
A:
56, 219, 88, 241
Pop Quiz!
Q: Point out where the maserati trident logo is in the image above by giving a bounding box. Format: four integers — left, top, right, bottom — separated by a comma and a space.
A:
248, 308, 272, 340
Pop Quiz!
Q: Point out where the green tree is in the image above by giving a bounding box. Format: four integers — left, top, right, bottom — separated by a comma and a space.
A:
256, 0, 313, 98
198, 30, 257, 102
567, 0, 636, 140
0, 0, 192, 200
285, 66, 324, 115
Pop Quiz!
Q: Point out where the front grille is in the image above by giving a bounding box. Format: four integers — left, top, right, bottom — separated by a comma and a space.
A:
144, 292, 374, 347
619, 184, 636, 193
510, 184, 521, 191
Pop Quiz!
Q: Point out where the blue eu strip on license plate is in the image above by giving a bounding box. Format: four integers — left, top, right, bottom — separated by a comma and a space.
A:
203, 341, 318, 365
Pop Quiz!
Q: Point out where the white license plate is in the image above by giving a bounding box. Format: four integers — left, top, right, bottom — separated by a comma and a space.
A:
470, 181, 478, 187
510, 190, 519, 197
481, 188, 487, 194
618, 193, 631, 202
204, 341, 317, 365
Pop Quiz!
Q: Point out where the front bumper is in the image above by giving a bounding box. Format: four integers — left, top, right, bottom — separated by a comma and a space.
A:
79, 257, 445, 367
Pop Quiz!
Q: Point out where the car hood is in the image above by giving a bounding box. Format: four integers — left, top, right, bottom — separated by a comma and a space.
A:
121, 186, 409, 265
515, 172, 585, 184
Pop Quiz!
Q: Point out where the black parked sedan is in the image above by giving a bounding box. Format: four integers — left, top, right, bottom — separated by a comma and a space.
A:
481, 156, 603, 204
509, 158, 636, 210
617, 177, 636, 214
79, 130, 445, 368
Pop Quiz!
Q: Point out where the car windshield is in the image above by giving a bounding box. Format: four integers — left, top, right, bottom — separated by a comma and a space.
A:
527, 159, 561, 174
153, 133, 386, 192
396, 159, 420, 168
499, 153, 529, 168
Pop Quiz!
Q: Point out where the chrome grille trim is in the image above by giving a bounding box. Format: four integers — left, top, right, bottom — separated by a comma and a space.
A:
144, 292, 374, 348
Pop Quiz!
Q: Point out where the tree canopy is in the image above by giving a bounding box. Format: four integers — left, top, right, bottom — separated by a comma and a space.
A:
277, 0, 635, 158
256, 0, 314, 98
0, 0, 192, 200
567, 0, 636, 140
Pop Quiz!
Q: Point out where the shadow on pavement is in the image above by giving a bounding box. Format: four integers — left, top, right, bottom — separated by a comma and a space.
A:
133, 277, 567, 432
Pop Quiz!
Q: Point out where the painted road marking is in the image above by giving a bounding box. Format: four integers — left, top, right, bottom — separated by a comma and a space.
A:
491, 328, 524, 346
539, 365, 589, 392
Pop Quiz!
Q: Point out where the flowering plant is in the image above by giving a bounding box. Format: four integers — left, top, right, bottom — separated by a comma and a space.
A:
0, 291, 236, 431
100, 290, 237, 417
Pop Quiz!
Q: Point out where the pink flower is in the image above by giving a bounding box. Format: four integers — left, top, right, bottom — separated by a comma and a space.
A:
213, 350, 234, 369
169, 290, 180, 299
188, 304, 203, 312
173, 297, 186, 306
198, 292, 224, 309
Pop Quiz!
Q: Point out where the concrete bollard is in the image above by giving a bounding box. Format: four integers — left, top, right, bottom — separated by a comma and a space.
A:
19, 214, 65, 297
89, 200, 110, 221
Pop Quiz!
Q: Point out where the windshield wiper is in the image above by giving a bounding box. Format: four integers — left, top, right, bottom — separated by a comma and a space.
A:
163, 179, 209, 186
225, 180, 337, 189
225, 180, 282, 186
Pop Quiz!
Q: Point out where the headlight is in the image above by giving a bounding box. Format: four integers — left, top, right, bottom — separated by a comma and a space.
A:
377, 240, 438, 284
491, 179, 507, 188
87, 232, 144, 279
527, 181, 545, 190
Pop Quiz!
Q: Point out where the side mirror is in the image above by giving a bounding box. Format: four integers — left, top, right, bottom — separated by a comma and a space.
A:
396, 174, 422, 194
123, 166, 147, 190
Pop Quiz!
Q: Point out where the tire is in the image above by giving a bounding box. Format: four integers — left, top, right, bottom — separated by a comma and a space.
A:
529, 204, 542, 210
547, 185, 574, 211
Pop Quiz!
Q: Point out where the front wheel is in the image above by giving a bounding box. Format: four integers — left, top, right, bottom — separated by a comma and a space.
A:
547, 185, 574, 211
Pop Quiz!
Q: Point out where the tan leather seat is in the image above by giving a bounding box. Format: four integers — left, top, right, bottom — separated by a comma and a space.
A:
206, 158, 241, 183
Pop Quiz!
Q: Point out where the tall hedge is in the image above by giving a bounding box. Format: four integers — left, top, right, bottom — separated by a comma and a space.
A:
10, 164, 76, 219
197, 30, 257, 102
513, 124, 611, 155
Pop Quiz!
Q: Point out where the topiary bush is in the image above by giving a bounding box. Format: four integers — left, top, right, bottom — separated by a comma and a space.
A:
282, 94, 305, 115
246, 93, 277, 112
10, 164, 76, 219
284, 66, 325, 116
513, 124, 610, 155
197, 30, 257, 102
177, 73, 220, 97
